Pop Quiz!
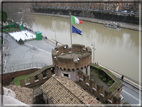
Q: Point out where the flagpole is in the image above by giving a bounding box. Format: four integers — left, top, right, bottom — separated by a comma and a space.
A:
70, 15, 72, 56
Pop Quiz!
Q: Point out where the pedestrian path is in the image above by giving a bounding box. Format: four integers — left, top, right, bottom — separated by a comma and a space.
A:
42, 35, 63, 47
24, 43, 51, 55
2, 32, 53, 74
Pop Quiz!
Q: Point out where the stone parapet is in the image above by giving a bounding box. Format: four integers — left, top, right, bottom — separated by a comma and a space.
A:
78, 71, 122, 104
52, 44, 92, 71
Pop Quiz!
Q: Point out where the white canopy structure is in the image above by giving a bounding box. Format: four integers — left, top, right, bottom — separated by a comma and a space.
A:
9, 30, 36, 41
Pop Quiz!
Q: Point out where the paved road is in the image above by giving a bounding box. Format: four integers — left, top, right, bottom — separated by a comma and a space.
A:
122, 85, 142, 105
2, 32, 54, 73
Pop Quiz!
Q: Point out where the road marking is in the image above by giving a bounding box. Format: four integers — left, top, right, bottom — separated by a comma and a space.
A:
25, 43, 51, 54
122, 90, 141, 103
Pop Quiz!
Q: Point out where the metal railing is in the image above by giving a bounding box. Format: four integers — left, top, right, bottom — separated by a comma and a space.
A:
4, 62, 47, 73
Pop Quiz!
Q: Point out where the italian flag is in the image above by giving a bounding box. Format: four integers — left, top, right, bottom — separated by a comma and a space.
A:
71, 15, 83, 24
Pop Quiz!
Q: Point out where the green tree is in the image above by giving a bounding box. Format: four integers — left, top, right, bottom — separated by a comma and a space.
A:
2, 11, 7, 23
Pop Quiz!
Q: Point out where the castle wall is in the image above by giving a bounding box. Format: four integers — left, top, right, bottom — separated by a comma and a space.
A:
78, 71, 122, 104
2, 68, 39, 86
56, 66, 91, 81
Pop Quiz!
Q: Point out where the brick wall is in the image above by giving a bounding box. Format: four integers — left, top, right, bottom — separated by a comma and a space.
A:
2, 68, 39, 86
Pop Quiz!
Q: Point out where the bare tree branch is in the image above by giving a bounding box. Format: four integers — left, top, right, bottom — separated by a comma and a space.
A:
3, 3, 34, 27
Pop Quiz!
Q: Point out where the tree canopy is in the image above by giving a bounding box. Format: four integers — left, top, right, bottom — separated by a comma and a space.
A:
1, 11, 7, 23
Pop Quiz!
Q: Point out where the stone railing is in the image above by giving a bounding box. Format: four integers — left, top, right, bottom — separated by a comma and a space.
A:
78, 70, 122, 104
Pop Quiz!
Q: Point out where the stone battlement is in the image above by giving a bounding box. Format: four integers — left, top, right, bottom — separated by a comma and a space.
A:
78, 70, 122, 104
52, 44, 92, 71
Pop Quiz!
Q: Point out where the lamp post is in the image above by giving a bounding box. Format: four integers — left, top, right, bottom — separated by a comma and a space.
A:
53, 29, 57, 46
91, 43, 96, 63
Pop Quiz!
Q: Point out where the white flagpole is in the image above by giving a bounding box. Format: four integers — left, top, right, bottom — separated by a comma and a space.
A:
70, 15, 72, 56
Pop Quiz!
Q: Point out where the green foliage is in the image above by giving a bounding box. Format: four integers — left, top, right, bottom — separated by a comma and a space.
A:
2, 11, 7, 23
103, 78, 107, 82
12, 74, 30, 86
108, 72, 113, 76
9, 28, 16, 31
90, 71, 95, 76
95, 69, 98, 73
3, 27, 18, 33
2, 29, 8, 33
34, 76, 38, 80
90, 67, 94, 72
99, 75, 103, 79
107, 80, 114, 86
42, 72, 47, 77
78, 70, 83, 74
84, 74, 89, 79
18, 38, 23, 42
98, 66, 103, 69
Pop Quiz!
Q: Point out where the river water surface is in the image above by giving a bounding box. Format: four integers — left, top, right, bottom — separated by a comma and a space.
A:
31, 14, 139, 83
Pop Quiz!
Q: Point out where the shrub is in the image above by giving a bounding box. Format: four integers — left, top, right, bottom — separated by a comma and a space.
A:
96, 69, 99, 74
90, 71, 95, 76
18, 38, 24, 44
99, 75, 103, 79
19, 38, 23, 42
107, 80, 114, 86
103, 78, 107, 82
2, 29, 8, 33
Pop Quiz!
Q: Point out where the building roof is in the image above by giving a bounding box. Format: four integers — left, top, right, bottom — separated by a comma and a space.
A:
40, 76, 101, 104
6, 85, 33, 104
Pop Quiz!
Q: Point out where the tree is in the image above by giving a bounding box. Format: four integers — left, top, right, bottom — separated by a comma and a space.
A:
3, 3, 34, 27
2, 11, 7, 23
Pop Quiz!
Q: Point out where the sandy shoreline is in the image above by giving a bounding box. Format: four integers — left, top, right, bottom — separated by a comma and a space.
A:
34, 13, 140, 31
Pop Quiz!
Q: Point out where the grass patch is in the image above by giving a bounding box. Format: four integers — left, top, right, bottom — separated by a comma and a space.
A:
12, 74, 31, 86
107, 71, 113, 76
98, 66, 103, 69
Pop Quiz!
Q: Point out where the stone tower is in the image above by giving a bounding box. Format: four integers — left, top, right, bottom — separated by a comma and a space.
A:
52, 44, 92, 81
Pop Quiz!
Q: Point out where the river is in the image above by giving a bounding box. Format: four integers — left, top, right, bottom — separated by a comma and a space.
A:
31, 14, 139, 83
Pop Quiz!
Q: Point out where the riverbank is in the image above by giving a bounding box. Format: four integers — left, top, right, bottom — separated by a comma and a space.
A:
34, 13, 140, 31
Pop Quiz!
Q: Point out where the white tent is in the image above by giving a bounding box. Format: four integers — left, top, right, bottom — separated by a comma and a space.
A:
9, 30, 36, 41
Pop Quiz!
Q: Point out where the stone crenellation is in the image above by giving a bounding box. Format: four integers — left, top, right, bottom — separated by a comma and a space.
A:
52, 44, 92, 71
78, 70, 122, 104
20, 70, 52, 88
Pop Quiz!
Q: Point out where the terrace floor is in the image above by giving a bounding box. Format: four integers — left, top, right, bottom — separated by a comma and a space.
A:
90, 72, 109, 91
59, 53, 83, 59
